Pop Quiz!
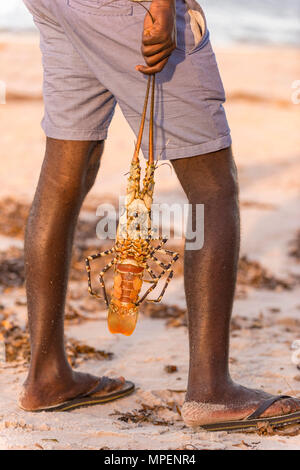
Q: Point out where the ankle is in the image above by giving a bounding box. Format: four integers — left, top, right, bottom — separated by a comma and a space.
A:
186, 377, 234, 403
26, 359, 73, 388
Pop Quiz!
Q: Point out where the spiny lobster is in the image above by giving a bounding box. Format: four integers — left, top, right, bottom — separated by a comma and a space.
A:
85, 74, 179, 336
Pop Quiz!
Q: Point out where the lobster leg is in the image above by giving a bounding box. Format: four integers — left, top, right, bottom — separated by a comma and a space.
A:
146, 269, 174, 303
144, 265, 158, 281
149, 237, 168, 256
85, 248, 114, 299
142, 265, 160, 284
99, 260, 115, 307
147, 250, 179, 302
156, 248, 178, 256
150, 248, 180, 271
136, 250, 179, 305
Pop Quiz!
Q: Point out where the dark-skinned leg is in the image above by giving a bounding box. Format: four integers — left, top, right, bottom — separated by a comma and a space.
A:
172, 147, 300, 425
19, 138, 124, 411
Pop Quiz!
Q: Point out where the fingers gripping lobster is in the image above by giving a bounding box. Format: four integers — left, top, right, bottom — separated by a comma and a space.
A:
85, 75, 179, 336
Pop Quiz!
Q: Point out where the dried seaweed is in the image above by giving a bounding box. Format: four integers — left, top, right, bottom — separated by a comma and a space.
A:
255, 421, 300, 437
142, 303, 187, 328
0, 197, 29, 239
65, 337, 113, 367
1, 323, 30, 363
238, 255, 292, 291
64, 302, 100, 324
0, 248, 24, 288
111, 403, 178, 426
0, 315, 113, 366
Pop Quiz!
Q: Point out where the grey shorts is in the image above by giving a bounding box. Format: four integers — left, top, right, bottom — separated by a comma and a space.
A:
23, 0, 231, 160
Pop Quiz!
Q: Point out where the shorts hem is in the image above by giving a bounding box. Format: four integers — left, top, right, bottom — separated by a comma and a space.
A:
142, 134, 232, 161
42, 124, 109, 141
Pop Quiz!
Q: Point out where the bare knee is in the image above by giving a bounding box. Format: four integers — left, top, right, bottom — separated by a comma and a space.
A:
40, 139, 104, 202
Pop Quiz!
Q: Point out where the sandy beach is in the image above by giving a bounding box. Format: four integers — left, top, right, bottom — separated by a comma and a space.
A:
0, 34, 300, 450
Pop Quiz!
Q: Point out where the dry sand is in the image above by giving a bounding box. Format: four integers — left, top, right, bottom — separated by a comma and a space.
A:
0, 34, 300, 450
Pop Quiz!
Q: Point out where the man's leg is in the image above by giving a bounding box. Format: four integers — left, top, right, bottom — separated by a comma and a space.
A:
172, 147, 300, 424
19, 138, 124, 411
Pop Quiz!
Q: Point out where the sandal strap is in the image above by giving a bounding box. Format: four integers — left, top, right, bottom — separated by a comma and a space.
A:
247, 395, 291, 420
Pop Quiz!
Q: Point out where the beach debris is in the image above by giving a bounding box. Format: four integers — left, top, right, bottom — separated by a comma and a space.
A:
64, 302, 101, 324
238, 255, 292, 291
142, 303, 187, 327
112, 408, 169, 426
41, 439, 59, 443
256, 421, 275, 436
0, 248, 24, 288
256, 421, 300, 437
65, 337, 113, 367
249, 312, 265, 329
277, 317, 300, 333
0, 314, 113, 366
1, 323, 30, 363
0, 197, 29, 238
240, 200, 277, 210
164, 365, 178, 374
111, 402, 177, 426
230, 313, 277, 332
232, 440, 259, 449
35, 444, 44, 450
289, 230, 300, 262
268, 307, 281, 314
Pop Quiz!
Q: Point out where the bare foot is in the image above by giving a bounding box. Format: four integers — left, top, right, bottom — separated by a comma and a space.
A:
19, 371, 125, 411
183, 382, 300, 426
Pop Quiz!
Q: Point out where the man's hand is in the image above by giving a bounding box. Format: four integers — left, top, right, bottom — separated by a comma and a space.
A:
136, 0, 176, 75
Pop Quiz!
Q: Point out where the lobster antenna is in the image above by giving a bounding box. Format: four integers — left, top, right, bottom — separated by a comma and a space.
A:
132, 75, 151, 163
99, 0, 155, 23
132, 1, 155, 164
148, 74, 155, 165
131, 0, 155, 23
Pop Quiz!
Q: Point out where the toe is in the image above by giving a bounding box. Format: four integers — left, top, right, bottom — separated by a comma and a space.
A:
262, 397, 300, 418
288, 398, 300, 413
100, 376, 126, 393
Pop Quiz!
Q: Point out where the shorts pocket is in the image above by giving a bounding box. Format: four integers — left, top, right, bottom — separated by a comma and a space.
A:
176, 0, 209, 55
67, 0, 133, 16
186, 4, 208, 54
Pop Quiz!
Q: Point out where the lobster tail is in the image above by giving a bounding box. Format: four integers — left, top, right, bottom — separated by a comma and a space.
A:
108, 263, 143, 336
108, 300, 139, 336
